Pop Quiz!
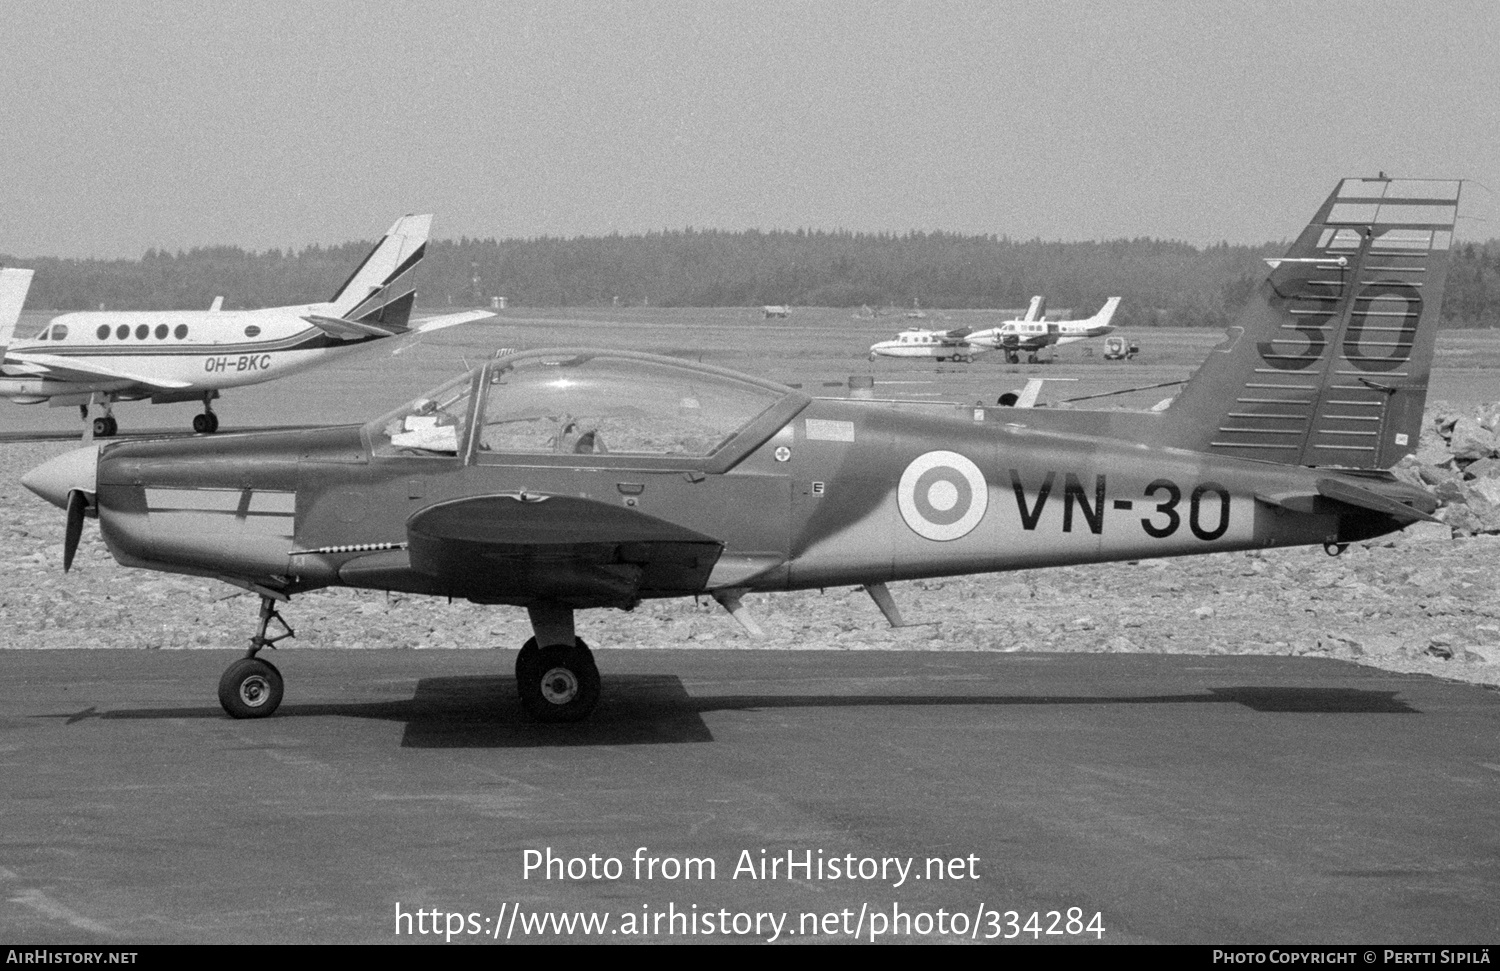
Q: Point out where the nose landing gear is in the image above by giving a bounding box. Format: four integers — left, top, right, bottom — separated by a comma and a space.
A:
218, 595, 293, 719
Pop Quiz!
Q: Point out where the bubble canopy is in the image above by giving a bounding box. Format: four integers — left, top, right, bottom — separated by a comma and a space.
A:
368, 349, 810, 472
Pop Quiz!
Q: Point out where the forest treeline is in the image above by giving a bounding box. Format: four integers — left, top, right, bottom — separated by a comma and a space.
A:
7, 230, 1500, 328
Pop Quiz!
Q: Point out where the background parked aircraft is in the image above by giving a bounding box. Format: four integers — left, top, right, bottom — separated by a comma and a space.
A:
0, 215, 488, 437
867, 323, 981, 362
970, 296, 1121, 363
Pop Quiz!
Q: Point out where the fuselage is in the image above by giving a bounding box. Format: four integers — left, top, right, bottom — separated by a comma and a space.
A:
0, 303, 380, 403
868, 330, 983, 361
64, 371, 1422, 607
969, 319, 1059, 352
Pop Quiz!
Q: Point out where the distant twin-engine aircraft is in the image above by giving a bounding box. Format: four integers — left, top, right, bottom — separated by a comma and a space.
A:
867, 296, 1121, 364
24, 176, 1462, 724
970, 296, 1122, 363
0, 215, 489, 436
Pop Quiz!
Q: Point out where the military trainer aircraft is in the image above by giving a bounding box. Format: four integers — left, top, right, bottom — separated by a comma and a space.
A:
23, 176, 1459, 724
0, 214, 488, 437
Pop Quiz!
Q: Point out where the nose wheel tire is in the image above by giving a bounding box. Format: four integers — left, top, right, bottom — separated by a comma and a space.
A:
516, 638, 600, 723
92, 417, 117, 437
218, 657, 284, 719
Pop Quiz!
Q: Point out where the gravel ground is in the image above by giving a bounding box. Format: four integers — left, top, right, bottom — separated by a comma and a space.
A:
3, 440, 1497, 689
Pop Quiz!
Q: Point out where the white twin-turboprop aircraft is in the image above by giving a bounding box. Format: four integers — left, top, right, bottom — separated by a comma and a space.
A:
968, 296, 1121, 363
868, 296, 1121, 365
0, 215, 489, 436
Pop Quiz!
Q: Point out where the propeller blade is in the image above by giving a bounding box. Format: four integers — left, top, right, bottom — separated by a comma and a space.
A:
63, 489, 86, 572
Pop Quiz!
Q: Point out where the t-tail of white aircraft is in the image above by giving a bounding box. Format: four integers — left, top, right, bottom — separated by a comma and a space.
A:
0, 268, 36, 353
1080, 296, 1120, 333
324, 213, 433, 331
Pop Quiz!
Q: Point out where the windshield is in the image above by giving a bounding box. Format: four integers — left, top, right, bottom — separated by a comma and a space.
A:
371, 371, 475, 457
476, 354, 783, 457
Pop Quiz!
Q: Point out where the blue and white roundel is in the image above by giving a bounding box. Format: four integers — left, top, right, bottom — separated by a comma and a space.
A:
898, 450, 988, 541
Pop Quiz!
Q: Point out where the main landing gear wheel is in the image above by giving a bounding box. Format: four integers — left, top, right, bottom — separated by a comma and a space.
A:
192, 412, 219, 434
516, 637, 600, 723
218, 657, 284, 719
91, 416, 118, 437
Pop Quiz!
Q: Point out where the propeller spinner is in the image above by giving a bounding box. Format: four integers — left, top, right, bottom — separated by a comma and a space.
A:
21, 446, 99, 572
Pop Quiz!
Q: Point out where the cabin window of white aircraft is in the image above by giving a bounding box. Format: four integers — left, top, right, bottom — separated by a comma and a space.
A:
135, 324, 149, 339
155, 324, 168, 339
96, 325, 109, 340
174, 324, 189, 339
116, 325, 129, 339
244, 326, 261, 338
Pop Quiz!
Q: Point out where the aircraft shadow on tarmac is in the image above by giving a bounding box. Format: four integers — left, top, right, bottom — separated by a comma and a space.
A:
80, 678, 1418, 749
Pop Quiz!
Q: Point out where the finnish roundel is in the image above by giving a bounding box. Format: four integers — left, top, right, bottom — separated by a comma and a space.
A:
898, 450, 988, 541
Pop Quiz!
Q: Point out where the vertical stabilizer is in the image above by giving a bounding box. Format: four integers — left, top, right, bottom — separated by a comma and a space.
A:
0, 268, 36, 352
1087, 296, 1121, 331
1157, 177, 1460, 470
1024, 296, 1046, 321
326, 213, 433, 330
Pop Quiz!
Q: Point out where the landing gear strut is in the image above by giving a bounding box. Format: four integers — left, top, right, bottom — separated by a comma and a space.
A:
83, 399, 118, 438
218, 595, 292, 719
515, 605, 600, 722
193, 394, 219, 434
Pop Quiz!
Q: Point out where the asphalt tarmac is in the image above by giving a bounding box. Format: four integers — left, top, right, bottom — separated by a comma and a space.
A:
0, 648, 1495, 944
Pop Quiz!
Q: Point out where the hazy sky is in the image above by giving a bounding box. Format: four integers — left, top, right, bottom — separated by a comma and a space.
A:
2, 1, 1496, 258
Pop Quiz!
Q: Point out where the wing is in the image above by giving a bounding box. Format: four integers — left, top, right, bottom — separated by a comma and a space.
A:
403, 493, 724, 607
3, 351, 191, 389
413, 310, 495, 333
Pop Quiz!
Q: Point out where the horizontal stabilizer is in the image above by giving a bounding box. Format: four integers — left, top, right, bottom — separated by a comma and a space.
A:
302, 314, 399, 341
1255, 477, 1439, 523
1315, 476, 1440, 523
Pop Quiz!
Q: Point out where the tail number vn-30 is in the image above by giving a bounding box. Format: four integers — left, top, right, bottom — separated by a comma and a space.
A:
1009, 471, 1231, 542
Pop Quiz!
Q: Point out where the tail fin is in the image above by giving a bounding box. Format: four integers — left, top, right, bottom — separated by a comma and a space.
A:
1157, 177, 1461, 470
1086, 296, 1121, 331
0, 268, 36, 352
1023, 296, 1046, 321
326, 213, 433, 330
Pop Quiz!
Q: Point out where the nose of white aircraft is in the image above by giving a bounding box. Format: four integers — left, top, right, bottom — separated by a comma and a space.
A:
22, 446, 99, 509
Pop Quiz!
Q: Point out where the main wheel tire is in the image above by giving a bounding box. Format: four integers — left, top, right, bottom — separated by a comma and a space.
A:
193, 414, 211, 434
218, 657, 284, 719
515, 637, 541, 688
207, 413, 219, 433
92, 417, 114, 437
517, 639, 599, 723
